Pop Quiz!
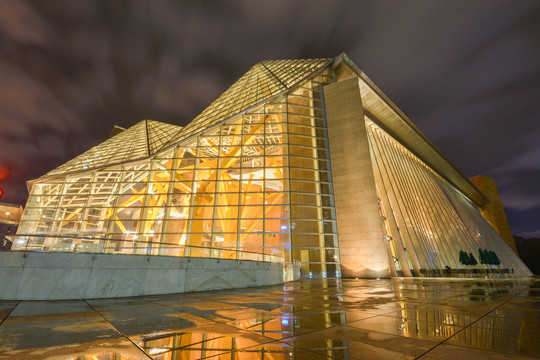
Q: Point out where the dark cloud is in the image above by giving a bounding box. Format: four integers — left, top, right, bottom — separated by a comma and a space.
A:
0, 0, 539, 237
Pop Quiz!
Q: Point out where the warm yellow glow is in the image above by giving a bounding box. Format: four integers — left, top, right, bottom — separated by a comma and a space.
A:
15, 68, 341, 277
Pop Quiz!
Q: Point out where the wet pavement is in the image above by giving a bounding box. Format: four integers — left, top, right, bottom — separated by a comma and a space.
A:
0, 277, 538, 359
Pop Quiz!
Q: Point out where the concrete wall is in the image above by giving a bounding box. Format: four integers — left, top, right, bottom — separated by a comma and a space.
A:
0, 252, 286, 300
324, 77, 391, 278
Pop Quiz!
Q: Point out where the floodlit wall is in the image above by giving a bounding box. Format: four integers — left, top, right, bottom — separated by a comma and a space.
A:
324, 77, 391, 279
13, 69, 340, 278
366, 119, 531, 276
0, 252, 285, 300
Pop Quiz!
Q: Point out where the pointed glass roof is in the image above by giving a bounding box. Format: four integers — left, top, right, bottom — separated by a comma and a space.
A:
43, 58, 332, 178
147, 120, 184, 155
158, 58, 332, 150
45, 120, 182, 177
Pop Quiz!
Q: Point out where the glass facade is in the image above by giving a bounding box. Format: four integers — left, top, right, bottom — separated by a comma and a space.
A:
12, 55, 531, 279
14, 68, 339, 278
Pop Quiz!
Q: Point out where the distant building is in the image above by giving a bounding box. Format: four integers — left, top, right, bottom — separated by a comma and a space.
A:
11, 54, 532, 278
0, 203, 23, 250
469, 175, 518, 254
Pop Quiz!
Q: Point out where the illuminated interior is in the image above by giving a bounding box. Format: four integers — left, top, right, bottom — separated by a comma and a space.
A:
14, 64, 340, 277
12, 55, 531, 278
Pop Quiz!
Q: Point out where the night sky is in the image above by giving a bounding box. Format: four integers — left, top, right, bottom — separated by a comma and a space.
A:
0, 1, 539, 237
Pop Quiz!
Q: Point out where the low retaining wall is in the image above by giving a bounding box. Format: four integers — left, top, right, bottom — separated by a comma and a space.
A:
0, 252, 285, 300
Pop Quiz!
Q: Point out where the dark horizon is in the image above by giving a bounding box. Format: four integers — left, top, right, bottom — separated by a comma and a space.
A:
0, 0, 539, 238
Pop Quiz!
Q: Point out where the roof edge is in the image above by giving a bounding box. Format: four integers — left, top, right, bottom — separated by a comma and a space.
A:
153, 58, 335, 155
334, 53, 489, 207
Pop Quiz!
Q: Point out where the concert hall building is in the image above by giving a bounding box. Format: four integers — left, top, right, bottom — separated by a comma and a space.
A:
12, 54, 531, 279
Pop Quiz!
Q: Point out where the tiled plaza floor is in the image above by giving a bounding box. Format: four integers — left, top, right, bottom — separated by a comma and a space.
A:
0, 277, 538, 359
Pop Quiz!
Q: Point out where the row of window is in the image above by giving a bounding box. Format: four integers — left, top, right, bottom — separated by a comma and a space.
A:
35, 166, 330, 186
192, 125, 327, 138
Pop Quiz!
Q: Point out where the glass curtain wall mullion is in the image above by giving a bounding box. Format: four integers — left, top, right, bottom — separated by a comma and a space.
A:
444, 187, 494, 250
237, 117, 254, 260
374, 188, 400, 277
182, 147, 198, 257
367, 118, 531, 276
210, 137, 222, 259
147, 155, 176, 254
393, 139, 456, 271
49, 180, 67, 236
386, 134, 452, 272
417, 165, 470, 270
414, 162, 474, 270
83, 173, 112, 241
378, 129, 437, 272
285, 70, 338, 278
18, 187, 43, 240
380, 132, 446, 273
13, 64, 344, 276
444, 186, 528, 274
160, 146, 182, 255
408, 150, 461, 271
437, 180, 498, 272
190, 138, 218, 257
79, 170, 97, 237
104, 166, 130, 253
239, 116, 254, 259
23, 186, 46, 249
366, 125, 421, 275
261, 112, 268, 260
368, 124, 430, 271
451, 193, 511, 271
370, 174, 399, 276
137, 168, 157, 255
281, 98, 292, 267
371, 159, 413, 276
307, 79, 327, 278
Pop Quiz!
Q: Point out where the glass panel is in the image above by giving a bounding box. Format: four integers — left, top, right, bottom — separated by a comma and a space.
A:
12, 65, 342, 278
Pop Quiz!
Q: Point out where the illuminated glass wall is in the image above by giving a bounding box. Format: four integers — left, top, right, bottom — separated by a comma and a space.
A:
286, 68, 339, 278
366, 119, 531, 276
14, 69, 339, 278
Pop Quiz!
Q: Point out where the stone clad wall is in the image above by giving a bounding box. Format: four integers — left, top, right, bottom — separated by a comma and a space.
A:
0, 252, 286, 300
324, 77, 391, 278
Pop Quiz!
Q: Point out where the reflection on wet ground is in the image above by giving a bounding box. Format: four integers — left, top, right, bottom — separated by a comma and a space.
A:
0, 277, 539, 359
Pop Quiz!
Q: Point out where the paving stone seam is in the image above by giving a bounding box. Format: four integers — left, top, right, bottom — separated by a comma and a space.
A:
147, 296, 258, 325
413, 286, 531, 359
274, 323, 354, 359
146, 298, 283, 350
148, 296, 337, 358
0, 300, 20, 327
83, 299, 153, 359
194, 283, 451, 358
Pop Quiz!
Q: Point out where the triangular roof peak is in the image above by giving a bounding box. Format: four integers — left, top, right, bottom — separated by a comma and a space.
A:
44, 120, 182, 178
157, 57, 333, 152
39, 57, 337, 179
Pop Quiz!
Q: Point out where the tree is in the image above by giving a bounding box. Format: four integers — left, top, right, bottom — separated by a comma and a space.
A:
492, 251, 501, 266
469, 253, 478, 265
478, 248, 485, 264
459, 250, 467, 265
488, 251, 495, 265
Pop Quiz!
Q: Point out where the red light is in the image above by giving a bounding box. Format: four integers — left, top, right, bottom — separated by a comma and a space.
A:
0, 165, 9, 181
0, 185, 3, 199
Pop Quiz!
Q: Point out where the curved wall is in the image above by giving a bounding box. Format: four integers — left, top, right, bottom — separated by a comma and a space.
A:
0, 252, 286, 300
